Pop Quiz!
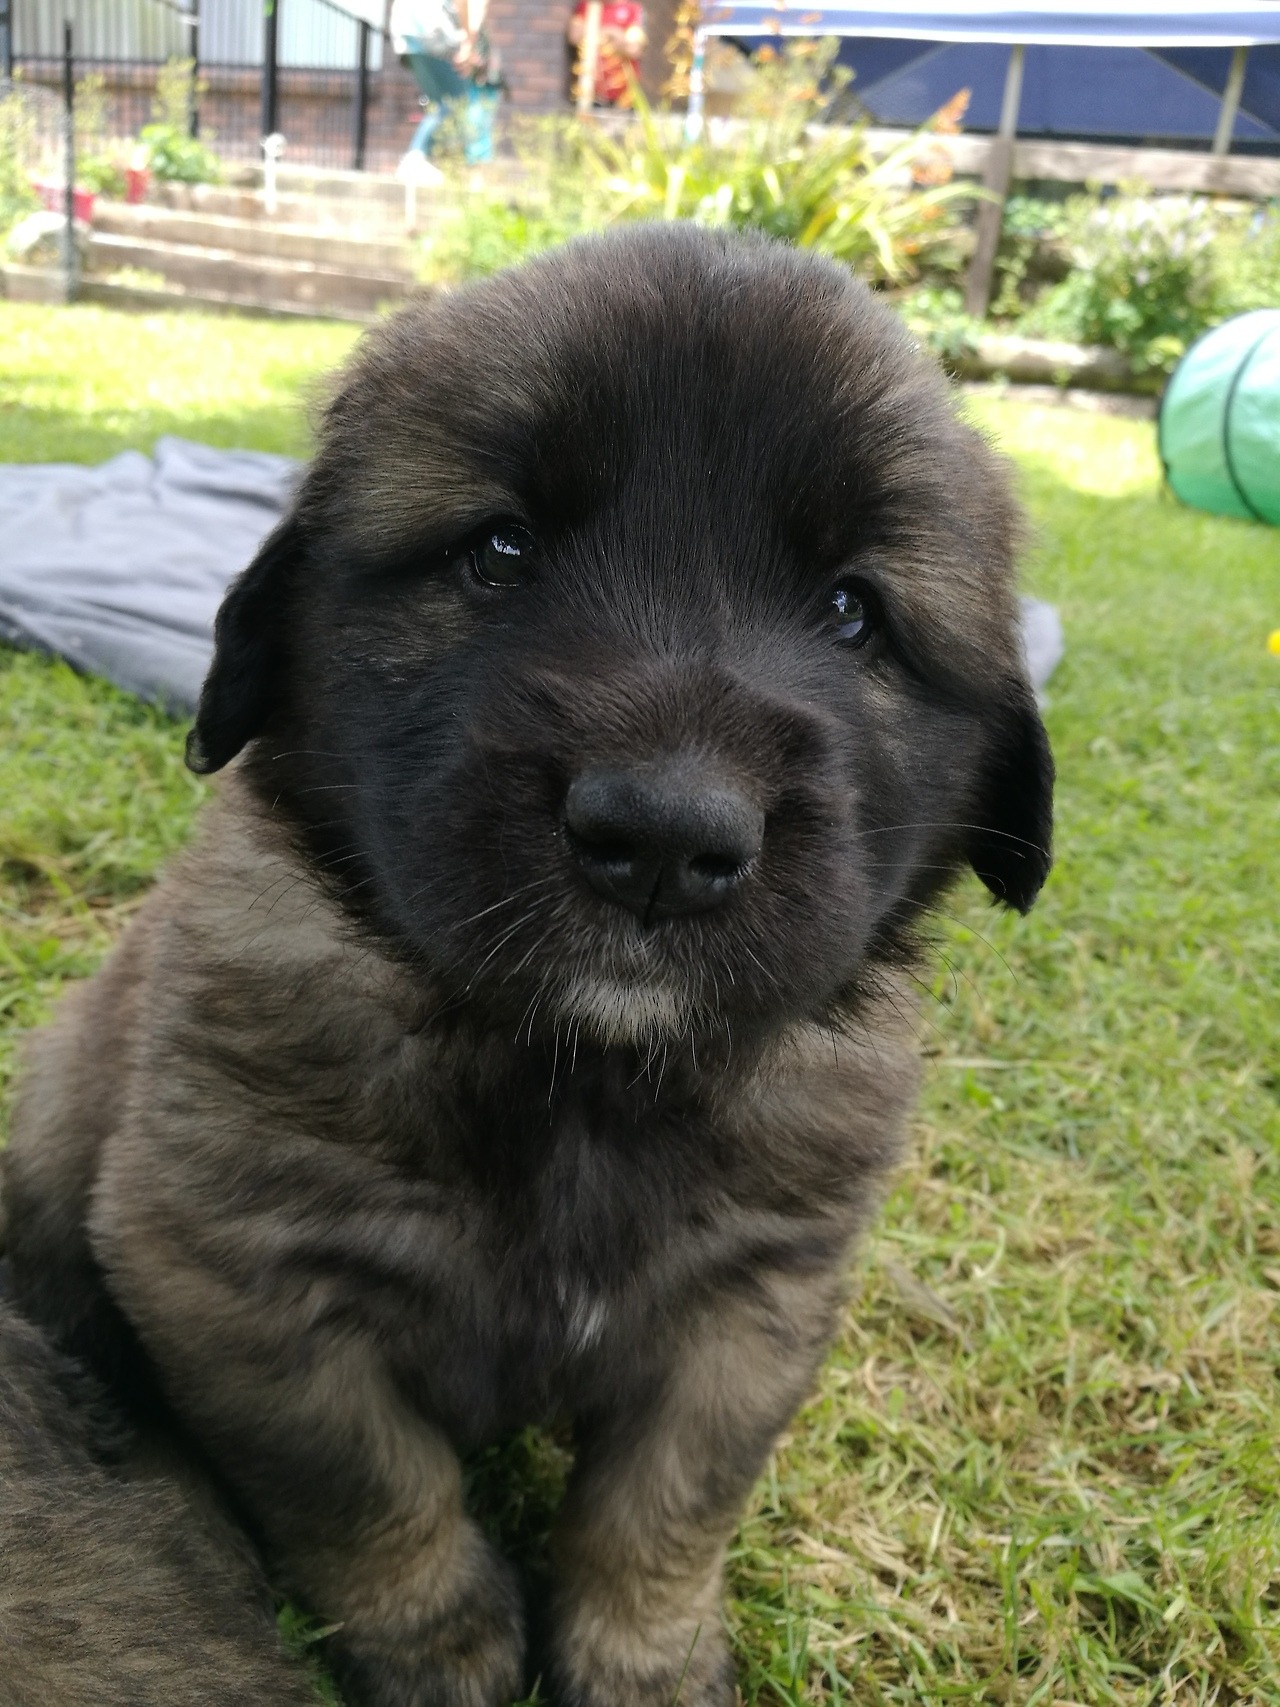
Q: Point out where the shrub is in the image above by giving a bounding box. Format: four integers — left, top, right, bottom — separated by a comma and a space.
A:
139, 122, 221, 184
67, 71, 131, 198
421, 119, 605, 283
77, 153, 129, 198
1210, 201, 1280, 319
0, 84, 39, 236
1018, 191, 1220, 373
990, 194, 1068, 317
141, 58, 220, 184
421, 39, 975, 286
600, 40, 969, 283
73, 70, 110, 155
590, 41, 974, 283
897, 283, 985, 364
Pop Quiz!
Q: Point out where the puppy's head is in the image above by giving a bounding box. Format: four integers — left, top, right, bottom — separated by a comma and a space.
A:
190, 227, 1051, 1047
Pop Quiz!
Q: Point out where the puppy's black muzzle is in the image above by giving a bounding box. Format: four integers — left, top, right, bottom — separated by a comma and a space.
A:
565, 762, 763, 923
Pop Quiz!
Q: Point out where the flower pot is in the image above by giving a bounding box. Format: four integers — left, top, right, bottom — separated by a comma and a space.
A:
34, 181, 97, 224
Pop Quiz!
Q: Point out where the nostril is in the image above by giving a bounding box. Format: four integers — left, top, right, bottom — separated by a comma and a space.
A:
688, 851, 748, 884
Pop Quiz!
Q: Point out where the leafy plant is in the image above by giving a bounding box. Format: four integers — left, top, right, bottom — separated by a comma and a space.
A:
139, 122, 221, 184
73, 70, 111, 159
71, 71, 144, 199
1018, 190, 1220, 373
421, 119, 605, 283
0, 86, 39, 236
1210, 200, 1280, 319
990, 193, 1068, 318
897, 283, 985, 364
590, 41, 975, 284
421, 40, 976, 286
140, 57, 220, 184
150, 57, 198, 135
77, 153, 128, 198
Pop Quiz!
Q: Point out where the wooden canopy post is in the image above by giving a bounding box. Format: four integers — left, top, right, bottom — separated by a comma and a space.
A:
576, 0, 602, 114
1213, 45, 1249, 156
684, 24, 706, 139
964, 41, 1024, 321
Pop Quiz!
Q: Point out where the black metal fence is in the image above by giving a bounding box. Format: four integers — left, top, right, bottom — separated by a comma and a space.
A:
5, 0, 408, 173
0, 65, 66, 214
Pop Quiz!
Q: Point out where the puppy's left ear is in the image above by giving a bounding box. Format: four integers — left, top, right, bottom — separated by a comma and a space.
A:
966, 685, 1054, 912
186, 514, 303, 775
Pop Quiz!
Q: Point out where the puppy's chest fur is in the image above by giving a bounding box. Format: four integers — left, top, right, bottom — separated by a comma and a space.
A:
159, 997, 891, 1442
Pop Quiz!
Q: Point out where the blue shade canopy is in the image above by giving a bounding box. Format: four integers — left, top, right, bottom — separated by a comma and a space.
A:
834, 40, 1280, 138
701, 5, 1280, 49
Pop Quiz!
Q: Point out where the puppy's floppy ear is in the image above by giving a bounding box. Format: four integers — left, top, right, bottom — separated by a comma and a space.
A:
185, 514, 303, 775
966, 684, 1054, 913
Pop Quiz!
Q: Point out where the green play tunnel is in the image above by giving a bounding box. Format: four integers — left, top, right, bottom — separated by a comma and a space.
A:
1158, 309, 1280, 525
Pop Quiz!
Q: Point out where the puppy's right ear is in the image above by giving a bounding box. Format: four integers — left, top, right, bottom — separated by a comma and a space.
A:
185, 515, 303, 775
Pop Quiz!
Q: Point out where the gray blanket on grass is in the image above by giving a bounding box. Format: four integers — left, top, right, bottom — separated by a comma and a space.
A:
0, 438, 1064, 711
0, 438, 298, 711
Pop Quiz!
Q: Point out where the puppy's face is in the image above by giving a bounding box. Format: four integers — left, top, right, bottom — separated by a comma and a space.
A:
190, 229, 1051, 1047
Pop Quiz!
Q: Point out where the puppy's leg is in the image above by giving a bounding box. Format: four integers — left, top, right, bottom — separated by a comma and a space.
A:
551, 1264, 842, 1707
97, 1257, 523, 1707
292, 1378, 525, 1707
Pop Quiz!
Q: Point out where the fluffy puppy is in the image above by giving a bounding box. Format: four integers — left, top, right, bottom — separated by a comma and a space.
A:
0, 1298, 313, 1707
1, 225, 1052, 1707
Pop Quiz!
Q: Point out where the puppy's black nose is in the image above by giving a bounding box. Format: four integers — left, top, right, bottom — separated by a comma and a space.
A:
565, 764, 763, 922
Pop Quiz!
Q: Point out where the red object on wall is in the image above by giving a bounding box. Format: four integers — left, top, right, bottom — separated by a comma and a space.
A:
125, 166, 151, 204
569, 0, 646, 106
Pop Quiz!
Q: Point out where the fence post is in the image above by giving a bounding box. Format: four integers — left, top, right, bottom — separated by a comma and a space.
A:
261, 0, 280, 140
1, 0, 13, 83
188, 0, 201, 138
61, 20, 77, 301
964, 42, 1024, 320
351, 17, 370, 170
1212, 45, 1249, 157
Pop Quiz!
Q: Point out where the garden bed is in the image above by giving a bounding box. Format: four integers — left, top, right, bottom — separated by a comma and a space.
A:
953, 333, 1158, 394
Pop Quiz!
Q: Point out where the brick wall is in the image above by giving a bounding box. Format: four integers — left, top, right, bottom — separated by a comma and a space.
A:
487, 0, 575, 111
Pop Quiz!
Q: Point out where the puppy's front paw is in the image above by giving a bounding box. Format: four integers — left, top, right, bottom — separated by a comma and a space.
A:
328, 1555, 526, 1707
550, 1617, 735, 1707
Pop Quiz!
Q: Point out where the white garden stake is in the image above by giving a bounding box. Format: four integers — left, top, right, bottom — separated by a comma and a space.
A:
261, 131, 285, 218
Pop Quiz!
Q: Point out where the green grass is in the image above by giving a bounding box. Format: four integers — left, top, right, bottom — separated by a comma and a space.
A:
2, 301, 1278, 1703
0, 301, 360, 463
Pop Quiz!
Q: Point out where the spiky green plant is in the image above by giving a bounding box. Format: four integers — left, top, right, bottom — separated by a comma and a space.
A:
421, 39, 976, 286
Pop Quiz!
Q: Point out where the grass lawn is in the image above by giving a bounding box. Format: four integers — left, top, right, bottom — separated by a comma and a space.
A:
1, 300, 1278, 1704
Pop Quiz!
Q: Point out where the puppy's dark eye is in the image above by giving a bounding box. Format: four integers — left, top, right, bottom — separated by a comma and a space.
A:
470, 525, 536, 588
827, 581, 877, 647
